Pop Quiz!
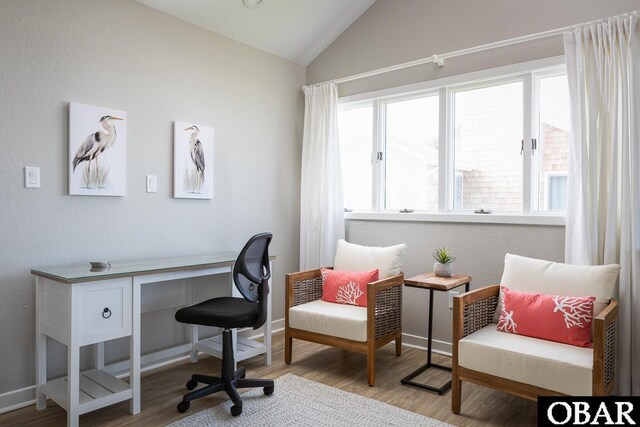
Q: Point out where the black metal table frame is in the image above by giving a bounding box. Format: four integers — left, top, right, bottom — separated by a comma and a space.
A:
401, 281, 470, 394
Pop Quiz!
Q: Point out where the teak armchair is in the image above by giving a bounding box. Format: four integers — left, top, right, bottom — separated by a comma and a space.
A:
451, 254, 620, 413
284, 268, 403, 386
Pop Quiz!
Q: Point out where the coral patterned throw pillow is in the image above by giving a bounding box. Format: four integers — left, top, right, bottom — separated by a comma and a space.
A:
497, 286, 596, 348
321, 268, 379, 307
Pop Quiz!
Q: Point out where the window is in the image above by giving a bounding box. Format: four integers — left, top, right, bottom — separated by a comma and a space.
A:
536, 74, 570, 212
338, 104, 373, 210
385, 96, 439, 210
337, 58, 570, 221
547, 173, 568, 211
453, 81, 523, 211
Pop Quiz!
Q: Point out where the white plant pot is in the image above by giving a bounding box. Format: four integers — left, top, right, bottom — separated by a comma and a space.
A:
434, 262, 453, 278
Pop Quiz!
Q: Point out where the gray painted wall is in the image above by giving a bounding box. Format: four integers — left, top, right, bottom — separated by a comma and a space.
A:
307, 0, 638, 348
0, 0, 305, 393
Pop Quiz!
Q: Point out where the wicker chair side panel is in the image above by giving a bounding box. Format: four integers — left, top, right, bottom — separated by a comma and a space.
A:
604, 320, 616, 389
374, 285, 402, 339
462, 295, 498, 338
292, 277, 323, 306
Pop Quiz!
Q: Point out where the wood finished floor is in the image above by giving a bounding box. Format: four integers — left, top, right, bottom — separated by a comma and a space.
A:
1, 332, 537, 426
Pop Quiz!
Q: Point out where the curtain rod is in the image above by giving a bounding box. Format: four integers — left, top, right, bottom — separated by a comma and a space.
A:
306, 10, 637, 88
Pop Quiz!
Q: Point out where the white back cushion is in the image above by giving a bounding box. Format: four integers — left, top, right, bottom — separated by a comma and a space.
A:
333, 239, 407, 279
493, 253, 620, 322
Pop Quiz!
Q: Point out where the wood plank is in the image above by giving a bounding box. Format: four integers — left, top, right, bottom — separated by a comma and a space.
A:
82, 370, 130, 394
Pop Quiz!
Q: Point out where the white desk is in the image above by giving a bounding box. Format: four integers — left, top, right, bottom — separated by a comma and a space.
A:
31, 253, 273, 427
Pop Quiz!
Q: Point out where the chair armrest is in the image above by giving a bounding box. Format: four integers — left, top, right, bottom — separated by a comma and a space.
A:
592, 298, 618, 395
285, 269, 323, 309
453, 285, 500, 341
367, 274, 404, 340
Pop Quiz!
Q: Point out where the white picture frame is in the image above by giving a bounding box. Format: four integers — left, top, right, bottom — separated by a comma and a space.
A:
173, 121, 214, 199
68, 102, 126, 196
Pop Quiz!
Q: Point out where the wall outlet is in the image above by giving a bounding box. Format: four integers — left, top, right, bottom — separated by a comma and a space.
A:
448, 291, 459, 309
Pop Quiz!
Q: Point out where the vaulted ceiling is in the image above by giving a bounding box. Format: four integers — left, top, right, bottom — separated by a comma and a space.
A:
136, 0, 377, 65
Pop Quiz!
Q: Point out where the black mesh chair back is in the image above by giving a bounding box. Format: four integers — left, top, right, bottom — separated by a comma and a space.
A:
233, 232, 272, 329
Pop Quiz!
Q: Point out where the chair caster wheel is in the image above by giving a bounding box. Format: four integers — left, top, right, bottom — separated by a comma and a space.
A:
230, 404, 242, 416
264, 386, 274, 395
186, 379, 197, 390
177, 401, 190, 413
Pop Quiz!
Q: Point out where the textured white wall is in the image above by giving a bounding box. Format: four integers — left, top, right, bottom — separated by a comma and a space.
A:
308, 0, 640, 96
307, 0, 639, 348
0, 0, 304, 393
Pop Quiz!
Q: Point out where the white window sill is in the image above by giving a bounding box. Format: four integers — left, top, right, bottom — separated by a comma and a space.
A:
344, 211, 565, 226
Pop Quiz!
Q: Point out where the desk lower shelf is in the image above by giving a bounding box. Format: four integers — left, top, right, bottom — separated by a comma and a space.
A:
195, 335, 266, 362
42, 369, 132, 415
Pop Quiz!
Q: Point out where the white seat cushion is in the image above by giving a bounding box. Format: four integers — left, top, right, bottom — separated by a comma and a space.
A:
334, 239, 407, 279
459, 325, 593, 395
493, 253, 620, 322
288, 300, 367, 342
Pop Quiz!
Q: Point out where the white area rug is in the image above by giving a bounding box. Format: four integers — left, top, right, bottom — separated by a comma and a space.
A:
168, 373, 451, 427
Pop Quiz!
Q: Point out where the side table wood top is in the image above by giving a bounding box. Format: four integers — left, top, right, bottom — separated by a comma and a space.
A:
404, 272, 472, 291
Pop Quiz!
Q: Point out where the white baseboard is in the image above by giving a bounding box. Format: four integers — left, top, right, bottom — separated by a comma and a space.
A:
401, 332, 452, 357
0, 386, 36, 414
1, 319, 443, 415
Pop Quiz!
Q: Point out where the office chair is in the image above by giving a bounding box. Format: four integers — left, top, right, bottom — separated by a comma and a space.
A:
175, 232, 274, 416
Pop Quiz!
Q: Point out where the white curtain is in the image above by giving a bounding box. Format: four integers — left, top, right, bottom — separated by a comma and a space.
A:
300, 82, 345, 270
564, 13, 640, 395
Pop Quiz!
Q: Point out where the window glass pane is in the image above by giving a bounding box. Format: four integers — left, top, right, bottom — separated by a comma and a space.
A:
453, 82, 523, 211
338, 106, 373, 209
548, 175, 568, 211
385, 96, 439, 210
538, 74, 570, 212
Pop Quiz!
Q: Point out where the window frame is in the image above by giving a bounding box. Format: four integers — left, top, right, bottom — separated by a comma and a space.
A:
338, 56, 567, 226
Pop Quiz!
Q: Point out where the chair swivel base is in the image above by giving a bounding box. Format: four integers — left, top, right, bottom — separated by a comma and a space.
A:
177, 330, 274, 417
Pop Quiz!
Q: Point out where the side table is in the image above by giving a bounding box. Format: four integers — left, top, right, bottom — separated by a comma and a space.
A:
401, 272, 471, 394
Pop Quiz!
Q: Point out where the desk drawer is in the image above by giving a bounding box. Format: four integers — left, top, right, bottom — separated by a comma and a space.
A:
79, 278, 132, 346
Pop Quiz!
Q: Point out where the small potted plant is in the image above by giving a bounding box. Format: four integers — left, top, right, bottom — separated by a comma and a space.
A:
432, 247, 455, 277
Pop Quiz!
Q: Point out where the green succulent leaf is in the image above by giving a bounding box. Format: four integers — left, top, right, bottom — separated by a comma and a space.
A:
432, 247, 456, 264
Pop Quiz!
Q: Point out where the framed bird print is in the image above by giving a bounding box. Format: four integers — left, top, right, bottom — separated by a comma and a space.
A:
68, 102, 126, 196
173, 121, 214, 199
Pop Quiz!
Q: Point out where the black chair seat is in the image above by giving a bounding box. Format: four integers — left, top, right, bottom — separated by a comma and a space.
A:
176, 297, 258, 329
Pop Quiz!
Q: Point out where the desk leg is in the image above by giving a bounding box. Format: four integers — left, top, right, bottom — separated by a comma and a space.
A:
130, 278, 141, 415
67, 286, 80, 427
231, 328, 238, 371
94, 342, 105, 370
35, 278, 47, 410
190, 325, 199, 363
188, 278, 199, 363
264, 262, 273, 365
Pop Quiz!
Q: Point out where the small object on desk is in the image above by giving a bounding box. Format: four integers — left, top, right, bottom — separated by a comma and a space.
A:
401, 272, 471, 394
90, 261, 111, 269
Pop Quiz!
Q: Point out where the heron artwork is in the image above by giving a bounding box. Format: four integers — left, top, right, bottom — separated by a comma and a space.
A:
72, 115, 123, 189
184, 125, 205, 194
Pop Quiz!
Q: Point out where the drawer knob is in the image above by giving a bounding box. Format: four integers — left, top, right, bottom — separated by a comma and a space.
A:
102, 307, 112, 319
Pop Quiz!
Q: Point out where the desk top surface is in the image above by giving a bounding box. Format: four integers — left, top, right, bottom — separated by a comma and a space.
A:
31, 252, 275, 284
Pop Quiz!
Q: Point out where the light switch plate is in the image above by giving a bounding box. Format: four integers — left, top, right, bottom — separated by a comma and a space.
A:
146, 175, 157, 193
25, 167, 40, 188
